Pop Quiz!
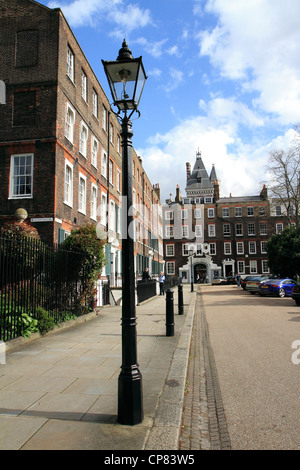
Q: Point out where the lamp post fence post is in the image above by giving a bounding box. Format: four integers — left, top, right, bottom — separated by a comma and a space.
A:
118, 112, 143, 425
102, 40, 147, 426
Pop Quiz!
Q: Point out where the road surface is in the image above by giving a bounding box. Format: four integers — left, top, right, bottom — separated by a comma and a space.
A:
200, 284, 300, 450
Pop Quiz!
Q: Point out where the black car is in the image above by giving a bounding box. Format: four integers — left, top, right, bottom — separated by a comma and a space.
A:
292, 283, 300, 306
241, 276, 256, 290
226, 275, 237, 285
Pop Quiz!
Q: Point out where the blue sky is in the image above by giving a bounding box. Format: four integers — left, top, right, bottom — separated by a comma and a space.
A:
41, 0, 300, 203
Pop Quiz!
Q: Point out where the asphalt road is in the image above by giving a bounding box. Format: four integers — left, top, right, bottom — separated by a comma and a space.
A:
200, 284, 300, 450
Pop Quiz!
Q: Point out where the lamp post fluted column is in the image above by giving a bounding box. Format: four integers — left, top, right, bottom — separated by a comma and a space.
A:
102, 39, 147, 426
118, 112, 143, 425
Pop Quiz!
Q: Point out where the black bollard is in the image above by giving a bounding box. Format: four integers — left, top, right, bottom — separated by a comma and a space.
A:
166, 289, 174, 336
178, 284, 184, 315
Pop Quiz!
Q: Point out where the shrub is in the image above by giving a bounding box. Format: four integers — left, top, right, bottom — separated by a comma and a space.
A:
60, 224, 106, 311
36, 307, 55, 335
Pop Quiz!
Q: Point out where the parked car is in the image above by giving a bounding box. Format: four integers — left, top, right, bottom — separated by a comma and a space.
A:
245, 276, 271, 294
258, 278, 297, 298
212, 276, 226, 285
241, 276, 257, 290
291, 283, 300, 306
226, 275, 237, 285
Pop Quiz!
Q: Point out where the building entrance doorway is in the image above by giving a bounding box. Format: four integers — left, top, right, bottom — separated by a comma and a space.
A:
194, 263, 207, 283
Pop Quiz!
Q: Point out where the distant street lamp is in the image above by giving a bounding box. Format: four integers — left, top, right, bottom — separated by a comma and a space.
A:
102, 40, 147, 425
189, 247, 195, 292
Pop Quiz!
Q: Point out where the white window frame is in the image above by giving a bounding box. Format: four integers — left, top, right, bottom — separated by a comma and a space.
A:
195, 225, 202, 238
9, 153, 34, 199
181, 209, 188, 219
276, 223, 283, 234
261, 241, 267, 254
235, 223, 243, 236
109, 122, 114, 144
235, 207, 242, 217
222, 207, 229, 218
182, 225, 189, 238
81, 70, 87, 102
116, 169, 121, 192
67, 46, 74, 82
109, 200, 115, 231
208, 224, 215, 237
247, 206, 254, 217
101, 150, 107, 177
166, 244, 174, 257
182, 243, 189, 256
65, 102, 75, 144
238, 261, 245, 274
101, 193, 107, 225
166, 261, 175, 275
78, 173, 87, 214
194, 208, 201, 219
165, 225, 174, 238
248, 223, 255, 236
64, 161, 73, 207
91, 183, 97, 221
92, 89, 98, 117
259, 223, 267, 235
79, 121, 88, 157
224, 242, 231, 255
208, 208, 215, 218
209, 243, 216, 255
223, 224, 230, 236
102, 105, 108, 131
249, 260, 257, 274
249, 241, 256, 254
91, 136, 98, 168
196, 244, 202, 255
236, 242, 244, 254
262, 260, 269, 274
165, 211, 174, 220
109, 159, 114, 185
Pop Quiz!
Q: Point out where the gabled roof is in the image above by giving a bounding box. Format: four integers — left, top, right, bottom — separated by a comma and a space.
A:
186, 150, 215, 191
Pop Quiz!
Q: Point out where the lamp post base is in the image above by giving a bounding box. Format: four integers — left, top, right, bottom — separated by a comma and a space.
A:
118, 367, 143, 425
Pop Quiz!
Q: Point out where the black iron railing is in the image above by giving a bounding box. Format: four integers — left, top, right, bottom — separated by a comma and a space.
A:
0, 234, 91, 342
136, 279, 157, 304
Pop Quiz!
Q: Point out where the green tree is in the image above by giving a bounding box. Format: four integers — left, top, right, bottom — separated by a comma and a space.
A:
266, 225, 300, 278
60, 224, 106, 309
266, 134, 300, 227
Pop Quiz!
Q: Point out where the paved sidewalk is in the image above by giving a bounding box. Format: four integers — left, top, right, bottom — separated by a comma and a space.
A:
0, 285, 196, 450
179, 288, 231, 450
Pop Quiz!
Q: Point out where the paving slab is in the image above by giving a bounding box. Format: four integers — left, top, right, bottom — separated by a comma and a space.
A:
0, 286, 196, 450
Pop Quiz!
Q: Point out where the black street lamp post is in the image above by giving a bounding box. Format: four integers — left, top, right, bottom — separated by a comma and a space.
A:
102, 40, 147, 425
189, 247, 195, 292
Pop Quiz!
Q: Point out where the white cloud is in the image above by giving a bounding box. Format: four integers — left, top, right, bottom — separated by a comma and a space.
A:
138, 113, 297, 203
110, 4, 152, 33
200, 97, 265, 133
134, 37, 168, 58
148, 68, 162, 78
166, 45, 181, 57
47, 0, 152, 32
197, 0, 300, 124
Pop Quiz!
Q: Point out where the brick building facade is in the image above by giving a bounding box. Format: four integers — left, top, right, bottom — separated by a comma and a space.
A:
163, 150, 296, 282
0, 0, 163, 283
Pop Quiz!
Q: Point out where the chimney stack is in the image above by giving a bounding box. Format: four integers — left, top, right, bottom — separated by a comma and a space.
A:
175, 184, 181, 204
186, 162, 191, 181
153, 183, 160, 201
